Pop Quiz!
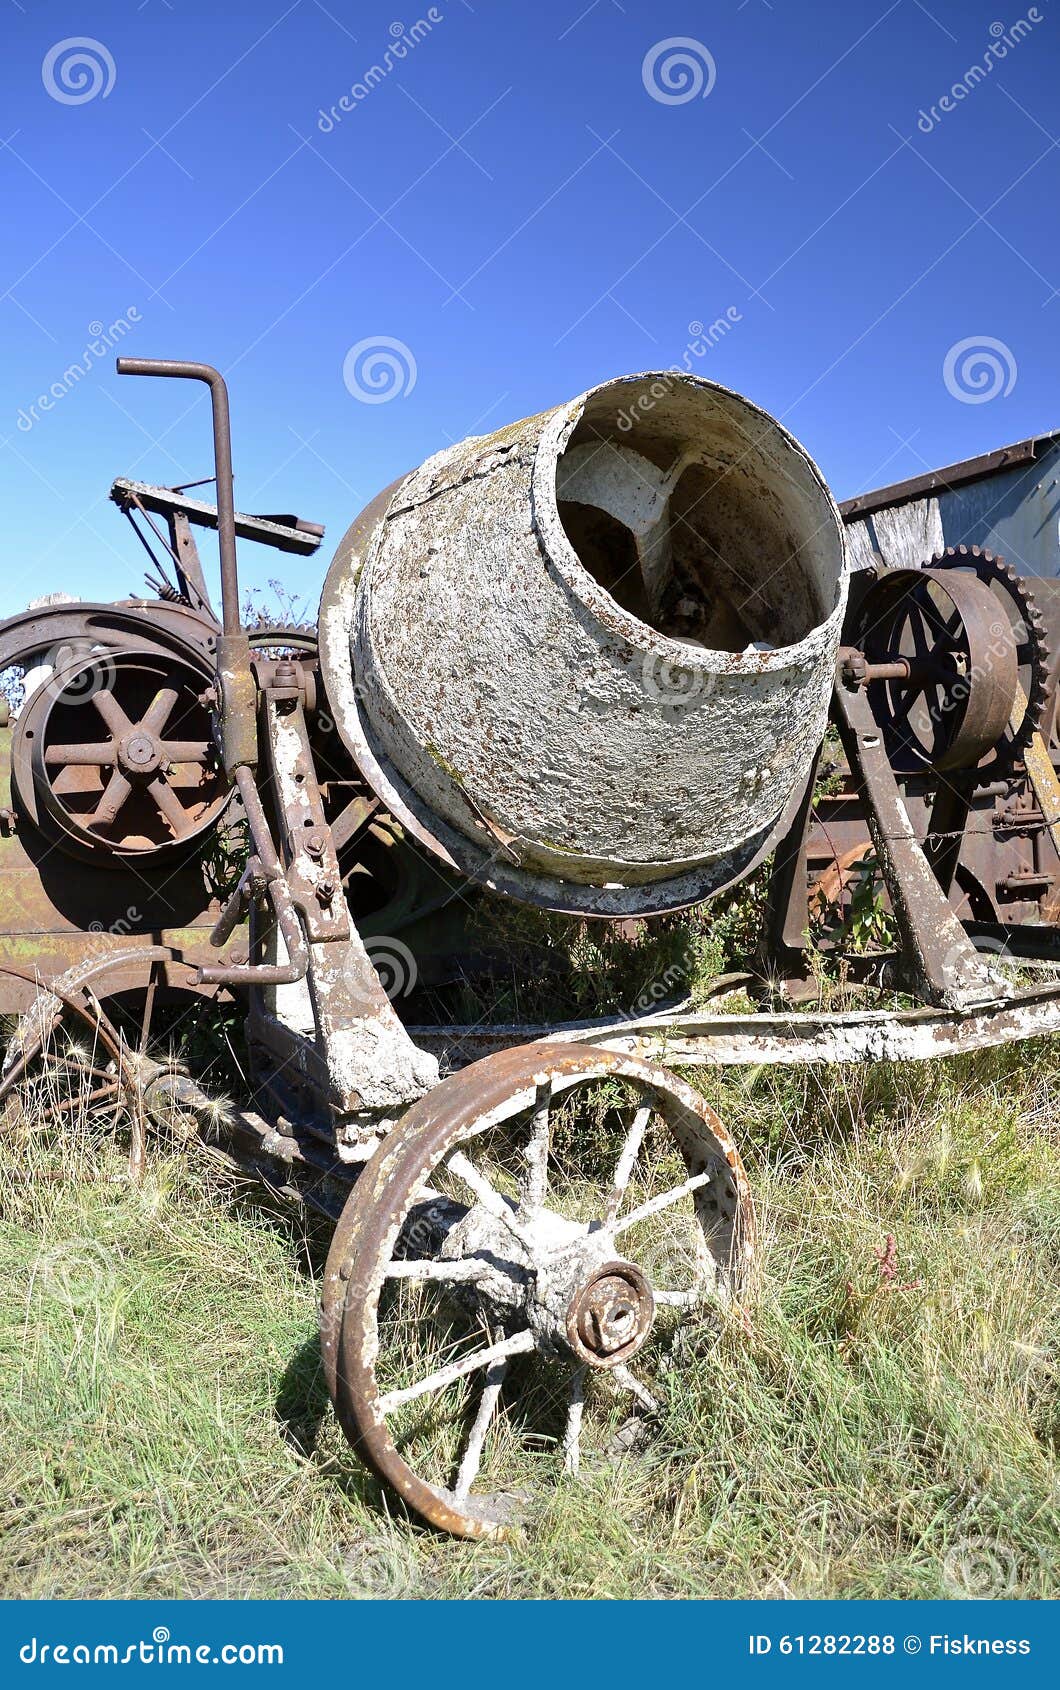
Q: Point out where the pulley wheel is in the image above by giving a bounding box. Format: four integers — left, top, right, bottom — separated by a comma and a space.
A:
857, 567, 1019, 774
13, 646, 228, 860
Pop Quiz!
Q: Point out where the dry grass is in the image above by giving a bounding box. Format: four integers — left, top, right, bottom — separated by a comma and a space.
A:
1, 1031, 1058, 1599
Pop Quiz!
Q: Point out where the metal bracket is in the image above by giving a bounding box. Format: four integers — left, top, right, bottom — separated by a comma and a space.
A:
832, 672, 1005, 1009
260, 681, 349, 944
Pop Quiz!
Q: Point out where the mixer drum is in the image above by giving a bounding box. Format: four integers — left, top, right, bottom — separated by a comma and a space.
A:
319, 372, 848, 915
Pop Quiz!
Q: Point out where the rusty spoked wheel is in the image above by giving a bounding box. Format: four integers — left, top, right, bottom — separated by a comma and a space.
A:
0, 963, 126, 1117
858, 566, 1020, 775
322, 1041, 754, 1541
0, 952, 237, 1179
13, 646, 228, 860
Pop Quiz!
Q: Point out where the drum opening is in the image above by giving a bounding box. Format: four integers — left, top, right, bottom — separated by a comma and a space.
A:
554, 376, 843, 653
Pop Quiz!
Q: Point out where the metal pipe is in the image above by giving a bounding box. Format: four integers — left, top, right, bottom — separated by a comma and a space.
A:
197, 769, 309, 987
115, 359, 239, 633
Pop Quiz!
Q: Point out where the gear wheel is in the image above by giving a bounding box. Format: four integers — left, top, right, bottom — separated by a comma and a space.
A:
927, 545, 1050, 774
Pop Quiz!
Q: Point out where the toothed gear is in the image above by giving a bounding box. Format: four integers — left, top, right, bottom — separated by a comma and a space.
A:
927, 544, 1050, 773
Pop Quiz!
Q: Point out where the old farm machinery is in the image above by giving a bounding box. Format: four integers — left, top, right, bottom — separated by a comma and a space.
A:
4, 357, 1060, 1538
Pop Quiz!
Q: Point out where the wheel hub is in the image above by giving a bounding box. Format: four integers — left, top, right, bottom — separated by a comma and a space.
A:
118, 729, 161, 775
566, 1261, 654, 1367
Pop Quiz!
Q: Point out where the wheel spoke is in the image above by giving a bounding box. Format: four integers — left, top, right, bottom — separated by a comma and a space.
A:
654, 1286, 705, 1308
139, 963, 160, 1055
446, 1150, 538, 1255
602, 1100, 653, 1224
561, 1364, 586, 1476
612, 1169, 712, 1236
452, 1357, 508, 1498
908, 607, 930, 659
147, 776, 192, 839
890, 676, 929, 726
377, 1328, 535, 1414
521, 1079, 552, 1213
43, 742, 116, 767
383, 1258, 488, 1283
88, 770, 132, 829
142, 686, 179, 736
158, 740, 211, 765
91, 689, 135, 737
612, 1364, 659, 1414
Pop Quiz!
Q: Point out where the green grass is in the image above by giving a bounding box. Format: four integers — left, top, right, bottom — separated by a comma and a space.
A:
1, 1038, 1058, 1600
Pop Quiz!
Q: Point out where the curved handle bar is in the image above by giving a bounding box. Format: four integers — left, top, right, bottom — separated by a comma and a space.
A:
115, 358, 239, 636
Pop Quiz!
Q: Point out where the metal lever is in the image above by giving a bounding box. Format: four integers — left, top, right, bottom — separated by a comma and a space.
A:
115, 358, 256, 773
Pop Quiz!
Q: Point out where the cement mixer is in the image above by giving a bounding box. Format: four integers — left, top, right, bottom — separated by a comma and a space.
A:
4, 358, 1060, 1540
319, 372, 848, 911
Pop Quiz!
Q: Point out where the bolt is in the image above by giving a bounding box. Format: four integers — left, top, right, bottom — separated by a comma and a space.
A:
305, 832, 325, 859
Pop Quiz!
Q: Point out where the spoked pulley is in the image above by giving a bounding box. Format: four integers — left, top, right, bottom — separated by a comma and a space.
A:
322, 1041, 754, 1541
856, 548, 1048, 777
12, 645, 229, 860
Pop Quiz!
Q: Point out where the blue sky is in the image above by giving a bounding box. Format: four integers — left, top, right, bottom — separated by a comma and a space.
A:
2, 0, 1058, 616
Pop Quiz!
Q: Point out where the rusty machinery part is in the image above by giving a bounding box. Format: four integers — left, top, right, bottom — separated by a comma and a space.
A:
0, 949, 238, 1177
247, 624, 318, 657
321, 1040, 753, 1541
0, 955, 159, 1182
12, 642, 229, 858
855, 550, 1048, 779
806, 841, 880, 922
319, 372, 849, 918
855, 565, 1017, 776
0, 600, 220, 687
11, 646, 229, 862
929, 546, 1050, 762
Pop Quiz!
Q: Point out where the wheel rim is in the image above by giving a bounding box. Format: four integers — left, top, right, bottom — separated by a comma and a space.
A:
0, 954, 237, 1176
860, 569, 1018, 774
15, 647, 228, 859
323, 1041, 754, 1541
